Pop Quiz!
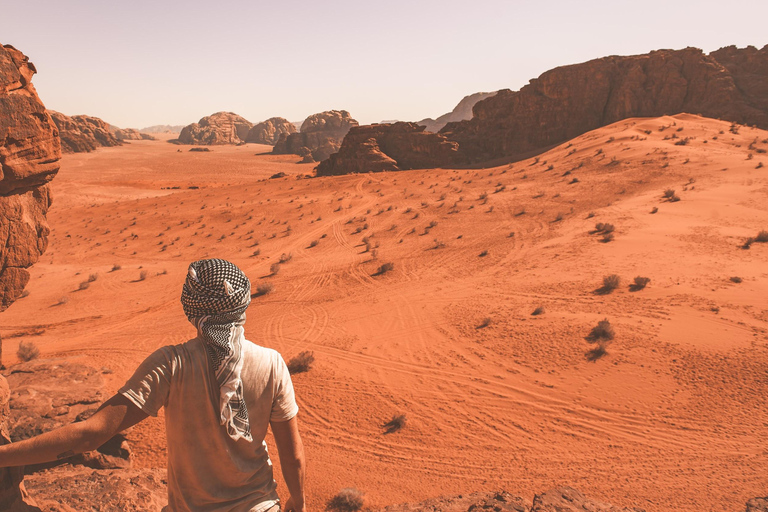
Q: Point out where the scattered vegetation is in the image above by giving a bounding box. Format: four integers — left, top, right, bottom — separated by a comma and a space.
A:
630, 276, 651, 291
375, 262, 394, 276
78, 281, 90, 291
287, 351, 315, 374
650, 207, 658, 214
55, 296, 69, 306
270, 262, 281, 275
308, 240, 319, 248
279, 253, 293, 263
138, 270, 148, 281
477, 317, 492, 329
598, 274, 621, 294
327, 488, 365, 512
253, 283, 273, 297
88, 273, 98, 282
587, 318, 615, 342
383, 414, 407, 434
531, 306, 545, 316
479, 250, 488, 257
17, 340, 40, 362
110, 264, 122, 272
663, 189, 681, 202
743, 230, 768, 249
730, 276, 743, 284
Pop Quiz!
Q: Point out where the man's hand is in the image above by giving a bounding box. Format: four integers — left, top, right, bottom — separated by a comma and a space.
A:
0, 393, 147, 468
284, 495, 306, 512
271, 416, 305, 512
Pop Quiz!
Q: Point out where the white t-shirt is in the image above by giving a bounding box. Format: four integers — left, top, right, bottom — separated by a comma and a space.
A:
120, 338, 299, 512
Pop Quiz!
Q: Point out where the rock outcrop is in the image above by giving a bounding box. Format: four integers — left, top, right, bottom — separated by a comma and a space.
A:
272, 110, 358, 162
530, 487, 645, 512
49, 112, 121, 154
0, 44, 60, 311
418, 91, 496, 133
245, 117, 296, 145
113, 128, 155, 141
440, 46, 768, 163
746, 497, 768, 512
178, 112, 252, 145
6, 358, 132, 472
316, 122, 460, 176
139, 124, 184, 134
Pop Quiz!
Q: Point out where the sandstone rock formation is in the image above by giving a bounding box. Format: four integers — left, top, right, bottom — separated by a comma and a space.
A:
0, 44, 60, 311
316, 122, 460, 176
49, 112, 121, 154
418, 91, 496, 133
178, 112, 252, 145
245, 117, 296, 145
6, 358, 132, 472
113, 128, 155, 141
440, 46, 768, 163
273, 110, 358, 162
139, 124, 184, 134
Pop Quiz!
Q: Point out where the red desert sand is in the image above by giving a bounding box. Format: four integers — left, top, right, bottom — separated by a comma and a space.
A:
2, 116, 767, 511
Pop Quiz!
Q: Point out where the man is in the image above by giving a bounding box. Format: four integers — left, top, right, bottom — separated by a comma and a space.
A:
0, 259, 305, 512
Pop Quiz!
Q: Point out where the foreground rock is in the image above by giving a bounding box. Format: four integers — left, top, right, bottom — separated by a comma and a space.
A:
5, 358, 131, 471
441, 45, 768, 163
747, 497, 768, 512
0, 44, 61, 311
316, 122, 460, 175
531, 487, 645, 511
113, 128, 155, 141
25, 467, 167, 512
178, 112, 252, 145
273, 110, 358, 162
49, 111, 121, 153
245, 117, 296, 145
418, 91, 496, 133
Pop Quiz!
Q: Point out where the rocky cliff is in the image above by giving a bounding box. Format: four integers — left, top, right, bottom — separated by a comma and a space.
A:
316, 122, 460, 176
440, 45, 768, 163
0, 44, 60, 311
272, 110, 358, 162
113, 128, 155, 141
178, 112, 252, 145
417, 91, 496, 133
49, 111, 121, 153
245, 117, 296, 145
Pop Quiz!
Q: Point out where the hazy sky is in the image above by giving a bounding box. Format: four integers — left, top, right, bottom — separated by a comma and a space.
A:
2, 0, 766, 128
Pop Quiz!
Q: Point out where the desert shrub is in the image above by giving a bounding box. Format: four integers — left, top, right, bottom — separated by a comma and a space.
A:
17, 340, 40, 362
111, 264, 122, 272
78, 281, 90, 291
632, 276, 651, 290
756, 230, 768, 243
287, 351, 315, 374
376, 262, 394, 275
553, 212, 564, 222
479, 250, 488, 257
56, 296, 68, 306
477, 317, 491, 329
650, 207, 658, 214
270, 262, 281, 275
254, 283, 273, 296
279, 253, 293, 263
327, 488, 365, 512
251, 249, 261, 257
600, 274, 621, 293
531, 306, 545, 316
587, 318, 615, 342
383, 414, 407, 434
309, 240, 319, 248
88, 273, 98, 282
138, 270, 148, 281
663, 189, 676, 199
601, 233, 615, 243
730, 276, 743, 283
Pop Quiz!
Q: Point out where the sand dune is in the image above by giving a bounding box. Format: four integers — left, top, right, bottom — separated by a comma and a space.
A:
2, 114, 767, 511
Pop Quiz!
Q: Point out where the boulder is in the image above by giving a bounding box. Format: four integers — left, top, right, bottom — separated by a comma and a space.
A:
245, 117, 296, 145
440, 46, 768, 163
178, 112, 252, 145
5, 358, 132, 472
418, 91, 496, 133
272, 110, 358, 161
113, 128, 155, 141
530, 487, 645, 512
49, 112, 121, 153
0, 43, 60, 311
315, 122, 460, 176
746, 497, 768, 512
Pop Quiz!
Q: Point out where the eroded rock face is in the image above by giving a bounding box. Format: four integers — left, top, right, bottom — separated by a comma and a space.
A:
531, 487, 645, 512
6, 358, 131, 472
418, 91, 496, 133
273, 110, 358, 162
178, 112, 252, 145
316, 122, 460, 176
245, 117, 296, 145
440, 46, 768, 163
25, 466, 167, 512
0, 44, 60, 311
746, 497, 768, 512
113, 128, 155, 141
49, 111, 121, 154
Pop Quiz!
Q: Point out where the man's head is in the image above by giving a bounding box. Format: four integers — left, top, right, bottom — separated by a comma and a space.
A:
181, 258, 251, 322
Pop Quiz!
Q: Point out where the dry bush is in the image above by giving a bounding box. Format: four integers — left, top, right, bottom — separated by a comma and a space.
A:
17, 340, 40, 362
650, 207, 658, 214
601, 233, 615, 243
587, 318, 615, 342
383, 414, 407, 434
663, 189, 676, 199
138, 270, 148, 281
327, 488, 365, 512
111, 264, 122, 272
531, 306, 545, 316
756, 230, 768, 243
730, 276, 743, 283
287, 351, 315, 374
598, 274, 621, 294
479, 250, 488, 257
477, 317, 492, 329
308, 240, 319, 248
279, 253, 293, 263
253, 283, 273, 297
375, 262, 394, 275
270, 262, 281, 275
78, 281, 90, 291
56, 296, 68, 306
631, 276, 651, 290
88, 273, 98, 282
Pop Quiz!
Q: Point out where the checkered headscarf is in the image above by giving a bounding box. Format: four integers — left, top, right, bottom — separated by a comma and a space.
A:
181, 258, 253, 442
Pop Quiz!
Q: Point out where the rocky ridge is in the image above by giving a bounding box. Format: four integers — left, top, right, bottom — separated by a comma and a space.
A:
417, 91, 496, 133
0, 44, 60, 311
273, 110, 358, 162
112, 128, 155, 141
49, 111, 121, 153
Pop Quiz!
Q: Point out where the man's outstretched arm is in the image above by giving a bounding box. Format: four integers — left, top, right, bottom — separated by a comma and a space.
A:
0, 393, 148, 468
271, 415, 306, 512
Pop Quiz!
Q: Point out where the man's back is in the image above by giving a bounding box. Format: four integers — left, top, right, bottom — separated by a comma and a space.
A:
120, 338, 299, 512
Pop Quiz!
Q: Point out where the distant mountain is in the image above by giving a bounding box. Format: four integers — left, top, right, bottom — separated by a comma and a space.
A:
140, 125, 185, 134
417, 92, 497, 133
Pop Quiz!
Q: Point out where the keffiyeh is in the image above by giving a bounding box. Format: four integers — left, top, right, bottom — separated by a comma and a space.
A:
181, 258, 253, 442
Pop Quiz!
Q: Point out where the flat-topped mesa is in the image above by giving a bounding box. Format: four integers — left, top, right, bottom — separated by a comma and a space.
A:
440, 45, 768, 164
245, 117, 296, 145
272, 110, 358, 162
316, 122, 460, 176
49, 111, 122, 153
178, 111, 252, 145
0, 44, 61, 311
